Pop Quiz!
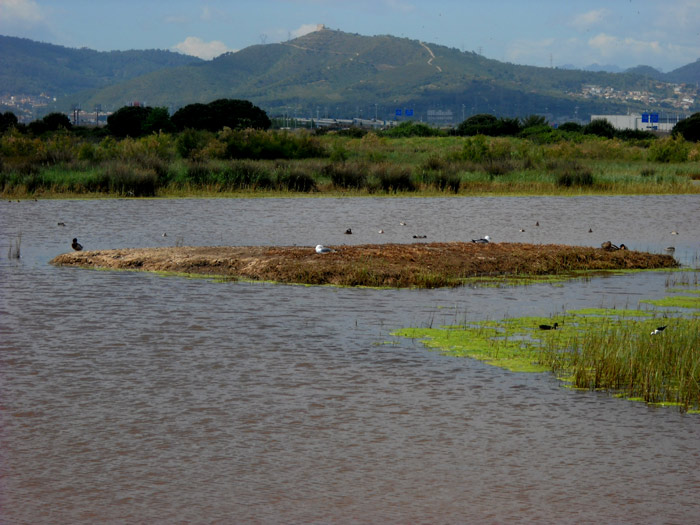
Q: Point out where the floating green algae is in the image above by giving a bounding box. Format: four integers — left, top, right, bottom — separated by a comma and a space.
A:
641, 295, 700, 309
393, 288, 700, 412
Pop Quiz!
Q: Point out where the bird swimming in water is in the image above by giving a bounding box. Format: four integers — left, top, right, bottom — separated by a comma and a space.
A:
315, 244, 332, 254
536, 221, 540, 227
345, 228, 352, 235
588, 228, 593, 233
412, 235, 427, 239
400, 221, 407, 226
472, 235, 490, 244
378, 229, 384, 234
57, 222, 65, 227
539, 322, 558, 330
651, 325, 667, 335
71, 238, 83, 251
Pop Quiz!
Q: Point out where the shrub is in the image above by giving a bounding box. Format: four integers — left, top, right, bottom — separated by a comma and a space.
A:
672, 112, 700, 142
323, 162, 367, 189
102, 161, 157, 196
554, 161, 594, 187
648, 135, 691, 163
276, 167, 317, 192
372, 164, 415, 192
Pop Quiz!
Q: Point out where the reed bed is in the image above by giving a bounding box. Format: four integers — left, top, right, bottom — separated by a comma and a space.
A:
3, 130, 700, 197
396, 282, 700, 412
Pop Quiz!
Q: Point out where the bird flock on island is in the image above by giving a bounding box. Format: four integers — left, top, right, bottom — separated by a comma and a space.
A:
52, 213, 679, 337
311, 219, 681, 336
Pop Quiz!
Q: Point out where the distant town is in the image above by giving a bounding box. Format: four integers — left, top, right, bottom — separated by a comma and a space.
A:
2, 80, 698, 126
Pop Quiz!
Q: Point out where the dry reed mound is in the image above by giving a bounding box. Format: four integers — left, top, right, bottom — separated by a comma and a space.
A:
50, 242, 678, 288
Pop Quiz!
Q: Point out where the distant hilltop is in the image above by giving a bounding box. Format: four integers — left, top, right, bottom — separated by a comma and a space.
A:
1, 30, 699, 123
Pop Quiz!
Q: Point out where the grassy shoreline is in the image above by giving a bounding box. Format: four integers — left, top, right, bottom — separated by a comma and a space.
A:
394, 272, 700, 413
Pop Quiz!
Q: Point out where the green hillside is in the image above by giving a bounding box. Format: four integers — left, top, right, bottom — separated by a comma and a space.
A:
63, 28, 697, 122
4, 29, 698, 122
0, 35, 202, 97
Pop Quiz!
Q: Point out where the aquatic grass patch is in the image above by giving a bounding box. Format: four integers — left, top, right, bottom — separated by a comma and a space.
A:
394, 291, 700, 412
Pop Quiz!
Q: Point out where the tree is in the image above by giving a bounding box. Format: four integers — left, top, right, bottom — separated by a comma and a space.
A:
558, 122, 583, 132
42, 112, 72, 131
455, 114, 522, 137
107, 105, 153, 137
0, 111, 18, 132
672, 112, 700, 142
142, 107, 175, 134
583, 119, 616, 139
171, 99, 270, 132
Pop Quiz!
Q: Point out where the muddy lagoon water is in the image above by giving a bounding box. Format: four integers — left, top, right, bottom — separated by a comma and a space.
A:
1, 195, 699, 523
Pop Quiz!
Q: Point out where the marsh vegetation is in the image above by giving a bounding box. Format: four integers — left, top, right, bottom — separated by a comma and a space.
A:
2, 123, 700, 197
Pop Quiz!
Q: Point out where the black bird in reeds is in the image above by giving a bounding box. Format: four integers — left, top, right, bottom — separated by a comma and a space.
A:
651, 325, 667, 335
71, 238, 83, 251
539, 322, 558, 330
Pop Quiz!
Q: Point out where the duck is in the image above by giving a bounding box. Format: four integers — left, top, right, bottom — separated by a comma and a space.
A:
588, 228, 593, 233
345, 228, 352, 235
412, 235, 427, 239
535, 221, 540, 227
71, 238, 83, 251
400, 221, 407, 226
57, 222, 66, 227
315, 244, 332, 254
665, 246, 675, 253
651, 325, 667, 335
378, 229, 384, 234
601, 241, 619, 251
471, 235, 490, 244
619, 243, 628, 250
539, 322, 558, 330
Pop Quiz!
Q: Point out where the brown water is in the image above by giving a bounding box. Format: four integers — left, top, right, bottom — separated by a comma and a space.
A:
1, 196, 699, 523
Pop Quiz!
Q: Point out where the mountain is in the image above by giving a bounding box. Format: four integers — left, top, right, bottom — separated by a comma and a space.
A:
3, 29, 699, 123
0, 35, 202, 97
665, 59, 700, 85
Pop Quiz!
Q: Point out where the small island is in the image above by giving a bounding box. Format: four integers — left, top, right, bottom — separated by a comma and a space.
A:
50, 242, 678, 288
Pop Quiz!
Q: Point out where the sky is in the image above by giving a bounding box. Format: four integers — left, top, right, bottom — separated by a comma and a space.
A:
1, 0, 699, 72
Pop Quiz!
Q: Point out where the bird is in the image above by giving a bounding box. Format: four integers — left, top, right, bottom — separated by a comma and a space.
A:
162, 232, 167, 237
57, 222, 65, 227
671, 231, 679, 235
601, 241, 619, 251
539, 322, 558, 330
619, 243, 628, 250
413, 235, 427, 239
71, 238, 83, 251
665, 246, 675, 253
378, 229, 384, 234
535, 221, 540, 227
315, 244, 332, 254
471, 235, 490, 244
651, 325, 667, 335
519, 228, 525, 233
400, 221, 407, 226
345, 228, 352, 235
588, 228, 593, 233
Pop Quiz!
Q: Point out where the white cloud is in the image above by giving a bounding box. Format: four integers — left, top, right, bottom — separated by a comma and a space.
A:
570, 8, 609, 31
173, 37, 233, 60
588, 33, 662, 61
0, 0, 43, 23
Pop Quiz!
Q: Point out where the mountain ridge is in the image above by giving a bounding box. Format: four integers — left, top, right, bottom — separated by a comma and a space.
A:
2, 29, 698, 122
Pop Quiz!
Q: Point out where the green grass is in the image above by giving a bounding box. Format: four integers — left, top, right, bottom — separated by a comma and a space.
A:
393, 274, 700, 412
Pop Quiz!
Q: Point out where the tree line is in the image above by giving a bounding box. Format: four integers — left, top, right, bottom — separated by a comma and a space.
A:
2, 98, 700, 143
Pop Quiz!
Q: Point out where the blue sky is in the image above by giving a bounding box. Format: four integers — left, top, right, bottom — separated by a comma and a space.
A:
1, 0, 699, 71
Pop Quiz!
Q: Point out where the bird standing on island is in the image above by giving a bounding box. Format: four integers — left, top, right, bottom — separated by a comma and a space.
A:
315, 244, 332, 254
71, 238, 83, 251
472, 235, 490, 244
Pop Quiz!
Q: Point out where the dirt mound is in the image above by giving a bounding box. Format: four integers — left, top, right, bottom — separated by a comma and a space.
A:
50, 242, 678, 288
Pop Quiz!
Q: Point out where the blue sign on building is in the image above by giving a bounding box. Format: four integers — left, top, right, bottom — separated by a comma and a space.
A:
650, 113, 659, 123
395, 109, 402, 116
642, 113, 649, 123
405, 109, 414, 117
